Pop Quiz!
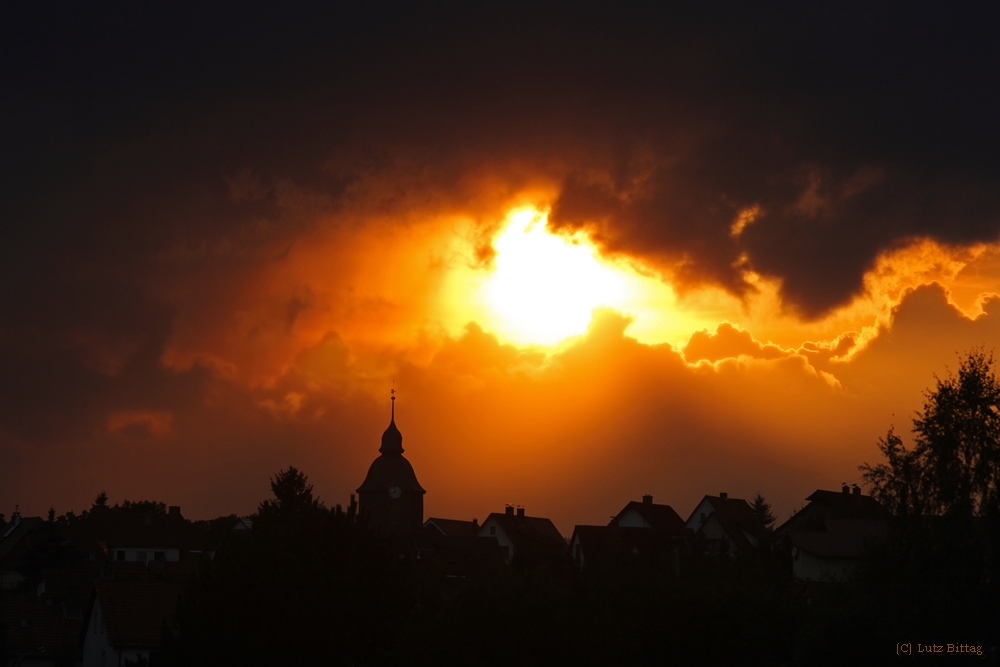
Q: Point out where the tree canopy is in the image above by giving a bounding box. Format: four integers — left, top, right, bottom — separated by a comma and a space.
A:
751, 493, 776, 531
857, 349, 1000, 644
861, 349, 1000, 519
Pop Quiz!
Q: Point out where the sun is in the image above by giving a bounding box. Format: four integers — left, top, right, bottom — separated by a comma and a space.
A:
476, 208, 634, 346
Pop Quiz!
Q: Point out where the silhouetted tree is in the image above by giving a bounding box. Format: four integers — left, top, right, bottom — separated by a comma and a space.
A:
862, 349, 1000, 519
857, 349, 1000, 645
751, 492, 776, 531
258, 466, 318, 517
162, 468, 401, 667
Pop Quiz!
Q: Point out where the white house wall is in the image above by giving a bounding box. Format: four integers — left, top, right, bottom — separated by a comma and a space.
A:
699, 515, 738, 555
82, 596, 114, 667
685, 499, 716, 533
616, 509, 651, 528
478, 518, 515, 562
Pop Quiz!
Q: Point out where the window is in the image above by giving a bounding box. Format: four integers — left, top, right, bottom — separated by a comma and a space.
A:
137, 551, 147, 563
154, 551, 165, 561
116, 550, 125, 561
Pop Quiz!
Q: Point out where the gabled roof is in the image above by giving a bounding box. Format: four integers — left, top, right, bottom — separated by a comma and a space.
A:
776, 489, 888, 536
689, 495, 770, 550
482, 513, 565, 552
424, 517, 480, 537
0, 517, 46, 567
612, 501, 685, 533
92, 580, 185, 649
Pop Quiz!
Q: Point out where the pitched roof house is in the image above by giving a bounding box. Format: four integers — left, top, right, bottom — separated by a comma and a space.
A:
477, 507, 565, 563
611, 495, 686, 532
415, 517, 504, 578
570, 496, 690, 571
103, 508, 216, 565
684, 493, 770, 555
423, 517, 480, 538
778, 486, 889, 582
788, 518, 888, 582
0, 514, 46, 590
775, 485, 888, 537
81, 580, 185, 667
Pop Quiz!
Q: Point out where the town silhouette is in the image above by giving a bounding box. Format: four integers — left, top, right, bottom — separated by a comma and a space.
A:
2, 352, 998, 665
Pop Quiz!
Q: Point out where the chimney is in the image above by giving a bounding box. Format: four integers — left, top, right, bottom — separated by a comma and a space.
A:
505, 505, 514, 516
719, 492, 727, 500
852, 484, 861, 496
516, 506, 525, 518
842, 483, 849, 495
642, 495, 653, 505
168, 506, 181, 518
472, 518, 478, 527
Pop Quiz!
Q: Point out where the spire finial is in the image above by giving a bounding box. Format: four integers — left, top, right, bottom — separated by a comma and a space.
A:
379, 384, 403, 454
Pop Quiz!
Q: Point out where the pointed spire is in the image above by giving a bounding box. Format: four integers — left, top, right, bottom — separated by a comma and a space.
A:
380, 386, 403, 455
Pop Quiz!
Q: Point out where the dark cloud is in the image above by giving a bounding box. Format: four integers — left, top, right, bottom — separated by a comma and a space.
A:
4, 3, 1000, 521
6, 4, 1000, 318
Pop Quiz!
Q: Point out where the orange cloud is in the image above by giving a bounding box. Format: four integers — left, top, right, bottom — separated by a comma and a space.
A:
683, 323, 788, 363
107, 410, 175, 440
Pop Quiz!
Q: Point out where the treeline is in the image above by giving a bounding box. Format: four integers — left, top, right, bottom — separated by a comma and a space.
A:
154, 466, 994, 666
157, 468, 803, 666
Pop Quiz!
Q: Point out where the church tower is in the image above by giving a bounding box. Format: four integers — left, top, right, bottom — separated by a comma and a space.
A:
356, 391, 425, 542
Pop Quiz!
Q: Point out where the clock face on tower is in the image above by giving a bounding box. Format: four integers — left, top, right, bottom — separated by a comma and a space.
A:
388, 485, 402, 500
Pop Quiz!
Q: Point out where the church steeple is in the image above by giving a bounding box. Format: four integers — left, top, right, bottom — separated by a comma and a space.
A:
357, 387, 426, 544
379, 389, 403, 455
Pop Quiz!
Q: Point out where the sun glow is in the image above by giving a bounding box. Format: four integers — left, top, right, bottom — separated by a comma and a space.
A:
476, 208, 641, 346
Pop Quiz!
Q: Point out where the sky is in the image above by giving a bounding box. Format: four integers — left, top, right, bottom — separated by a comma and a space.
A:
3, 3, 1000, 534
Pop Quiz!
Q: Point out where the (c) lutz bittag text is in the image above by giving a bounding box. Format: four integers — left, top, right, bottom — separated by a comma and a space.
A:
896, 643, 983, 657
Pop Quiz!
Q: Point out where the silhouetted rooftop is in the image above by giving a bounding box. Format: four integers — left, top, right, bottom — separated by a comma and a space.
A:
483, 513, 565, 552
424, 518, 479, 537
776, 488, 888, 536
612, 501, 686, 533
